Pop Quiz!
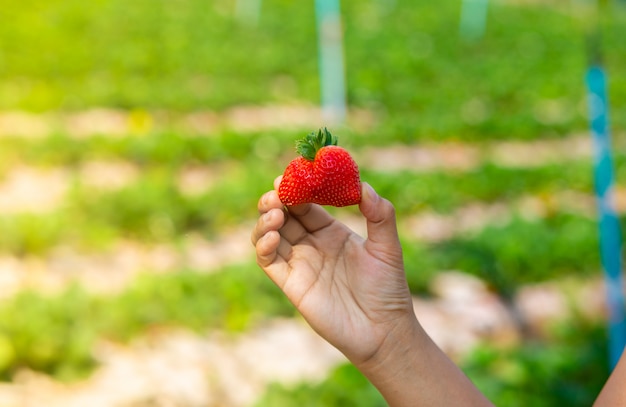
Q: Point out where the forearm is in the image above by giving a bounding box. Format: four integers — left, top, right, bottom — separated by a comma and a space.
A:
594, 348, 626, 406
355, 318, 494, 407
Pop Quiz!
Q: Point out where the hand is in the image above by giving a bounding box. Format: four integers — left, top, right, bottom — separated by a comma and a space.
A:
251, 177, 416, 365
252, 177, 495, 406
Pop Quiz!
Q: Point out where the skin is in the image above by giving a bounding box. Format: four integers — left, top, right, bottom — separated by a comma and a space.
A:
594, 350, 626, 406
251, 177, 493, 406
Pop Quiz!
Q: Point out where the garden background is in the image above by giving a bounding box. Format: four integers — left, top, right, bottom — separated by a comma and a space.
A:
0, 0, 625, 405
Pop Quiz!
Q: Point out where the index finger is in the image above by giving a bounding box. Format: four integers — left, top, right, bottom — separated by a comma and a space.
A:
258, 189, 284, 214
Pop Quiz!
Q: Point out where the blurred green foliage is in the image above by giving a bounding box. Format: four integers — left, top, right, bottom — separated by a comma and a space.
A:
400, 212, 606, 296
365, 160, 597, 214
255, 364, 386, 407
0, 0, 625, 139
462, 321, 609, 406
424, 214, 600, 293
0, 263, 293, 381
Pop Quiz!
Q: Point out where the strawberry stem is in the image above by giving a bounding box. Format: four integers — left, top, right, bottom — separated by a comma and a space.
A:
296, 128, 338, 161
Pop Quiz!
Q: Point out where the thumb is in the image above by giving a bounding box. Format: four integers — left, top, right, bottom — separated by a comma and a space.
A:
359, 183, 400, 246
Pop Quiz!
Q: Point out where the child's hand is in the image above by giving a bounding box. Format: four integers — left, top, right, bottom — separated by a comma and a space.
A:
252, 177, 495, 406
251, 176, 415, 366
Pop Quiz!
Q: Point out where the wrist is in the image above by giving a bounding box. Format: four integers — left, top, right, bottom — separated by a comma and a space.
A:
353, 312, 494, 407
354, 313, 427, 385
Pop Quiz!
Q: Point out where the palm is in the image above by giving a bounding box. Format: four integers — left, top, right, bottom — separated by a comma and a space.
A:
267, 207, 410, 363
253, 181, 413, 364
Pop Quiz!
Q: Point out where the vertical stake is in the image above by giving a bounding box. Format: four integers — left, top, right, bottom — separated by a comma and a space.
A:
459, 0, 489, 41
315, 0, 347, 125
235, 0, 262, 26
586, 37, 626, 369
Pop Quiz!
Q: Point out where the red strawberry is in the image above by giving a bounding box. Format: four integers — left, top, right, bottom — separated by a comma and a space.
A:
278, 128, 361, 207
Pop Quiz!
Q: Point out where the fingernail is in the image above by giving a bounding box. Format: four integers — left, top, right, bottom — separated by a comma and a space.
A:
362, 182, 377, 201
261, 191, 272, 207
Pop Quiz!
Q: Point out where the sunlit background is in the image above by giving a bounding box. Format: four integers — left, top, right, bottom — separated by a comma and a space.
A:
0, 0, 625, 406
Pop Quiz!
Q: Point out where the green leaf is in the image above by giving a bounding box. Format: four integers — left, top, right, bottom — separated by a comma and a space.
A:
295, 128, 338, 161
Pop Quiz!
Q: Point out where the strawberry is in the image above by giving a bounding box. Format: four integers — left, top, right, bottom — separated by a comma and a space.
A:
278, 128, 361, 207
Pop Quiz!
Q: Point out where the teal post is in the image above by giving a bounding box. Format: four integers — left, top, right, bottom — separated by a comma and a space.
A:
586, 65, 626, 369
459, 0, 489, 41
315, 0, 347, 124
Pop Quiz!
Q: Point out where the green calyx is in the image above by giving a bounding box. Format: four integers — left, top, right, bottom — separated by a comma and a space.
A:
295, 127, 338, 161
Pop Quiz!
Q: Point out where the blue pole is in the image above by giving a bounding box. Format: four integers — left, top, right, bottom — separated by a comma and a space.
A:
586, 65, 626, 369
315, 0, 347, 124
